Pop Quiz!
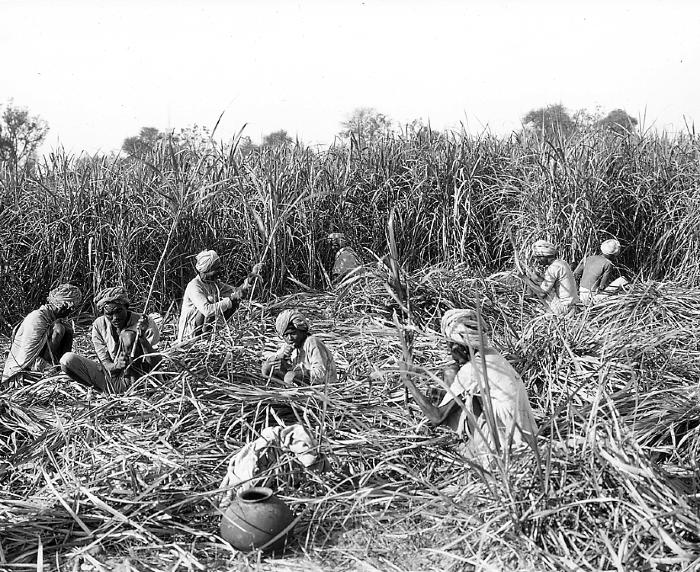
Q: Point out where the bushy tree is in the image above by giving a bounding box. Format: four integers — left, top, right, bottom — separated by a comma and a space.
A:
340, 107, 392, 143
0, 101, 49, 169
122, 126, 164, 158
261, 129, 293, 147
596, 109, 638, 134
522, 103, 576, 140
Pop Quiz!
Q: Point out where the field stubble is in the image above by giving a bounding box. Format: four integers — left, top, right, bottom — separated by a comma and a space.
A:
1, 266, 699, 571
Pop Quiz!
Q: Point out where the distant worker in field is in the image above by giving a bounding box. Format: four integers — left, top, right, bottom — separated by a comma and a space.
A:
261, 309, 338, 385
60, 287, 161, 393
177, 250, 262, 341
2, 284, 82, 387
523, 240, 580, 316
328, 232, 362, 283
401, 309, 538, 457
573, 238, 630, 304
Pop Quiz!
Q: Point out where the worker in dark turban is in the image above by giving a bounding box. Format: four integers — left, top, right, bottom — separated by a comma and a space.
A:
2, 284, 82, 386
60, 286, 161, 393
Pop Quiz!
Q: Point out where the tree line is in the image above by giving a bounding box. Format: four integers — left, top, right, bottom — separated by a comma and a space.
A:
0, 99, 639, 167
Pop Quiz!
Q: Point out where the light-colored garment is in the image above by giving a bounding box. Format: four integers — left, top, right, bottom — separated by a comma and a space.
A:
177, 276, 236, 341
218, 424, 318, 508
580, 276, 630, 304
539, 259, 580, 314
61, 312, 160, 393
266, 335, 338, 384
2, 306, 61, 382
439, 348, 538, 456
92, 312, 159, 371
332, 246, 361, 279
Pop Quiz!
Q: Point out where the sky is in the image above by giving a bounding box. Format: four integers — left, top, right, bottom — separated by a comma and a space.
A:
1, 0, 699, 154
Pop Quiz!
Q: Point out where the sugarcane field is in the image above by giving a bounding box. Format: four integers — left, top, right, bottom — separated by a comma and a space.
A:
1, 127, 699, 572
3, 3, 700, 572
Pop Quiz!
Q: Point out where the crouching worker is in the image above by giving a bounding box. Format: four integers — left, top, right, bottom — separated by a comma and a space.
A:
524, 240, 580, 316
178, 249, 262, 341
60, 287, 161, 393
261, 310, 338, 385
2, 284, 82, 386
574, 238, 630, 304
402, 309, 538, 459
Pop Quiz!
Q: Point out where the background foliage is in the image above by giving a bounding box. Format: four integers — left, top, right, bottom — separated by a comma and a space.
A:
0, 126, 698, 329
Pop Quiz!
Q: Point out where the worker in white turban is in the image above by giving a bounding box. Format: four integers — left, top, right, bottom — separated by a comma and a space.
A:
262, 309, 337, 385
177, 250, 263, 341
2, 284, 82, 386
523, 239, 580, 315
401, 308, 538, 461
573, 238, 629, 304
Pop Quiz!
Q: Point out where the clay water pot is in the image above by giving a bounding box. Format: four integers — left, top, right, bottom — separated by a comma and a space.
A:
220, 487, 294, 552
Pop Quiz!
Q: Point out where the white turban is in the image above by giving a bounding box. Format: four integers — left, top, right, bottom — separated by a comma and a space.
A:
532, 240, 557, 257
195, 250, 220, 273
601, 239, 620, 256
275, 309, 310, 337
441, 309, 490, 348
328, 232, 345, 240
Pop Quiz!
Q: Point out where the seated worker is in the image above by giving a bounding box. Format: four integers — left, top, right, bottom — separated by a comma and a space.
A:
261, 309, 338, 385
177, 250, 262, 341
329, 232, 362, 282
402, 309, 538, 458
523, 240, 580, 316
60, 287, 161, 393
573, 238, 630, 304
2, 284, 82, 386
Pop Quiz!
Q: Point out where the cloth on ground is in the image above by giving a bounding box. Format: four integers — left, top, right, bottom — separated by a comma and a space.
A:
580, 276, 630, 304
218, 424, 322, 509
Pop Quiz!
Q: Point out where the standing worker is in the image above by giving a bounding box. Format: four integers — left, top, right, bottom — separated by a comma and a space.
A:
2, 284, 82, 386
328, 232, 362, 283
573, 238, 630, 304
523, 240, 580, 316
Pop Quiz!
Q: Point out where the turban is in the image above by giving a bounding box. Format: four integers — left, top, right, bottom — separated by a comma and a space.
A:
195, 250, 220, 273
48, 284, 82, 307
328, 232, 345, 240
275, 309, 310, 337
94, 286, 130, 312
601, 239, 620, 256
532, 240, 557, 257
441, 309, 490, 348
